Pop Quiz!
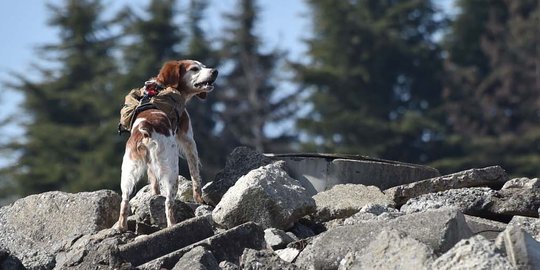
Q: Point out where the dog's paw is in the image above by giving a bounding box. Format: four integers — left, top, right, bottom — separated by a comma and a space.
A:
193, 190, 204, 204
112, 222, 128, 233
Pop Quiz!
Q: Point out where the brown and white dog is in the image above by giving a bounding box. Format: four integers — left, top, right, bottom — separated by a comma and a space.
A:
116, 60, 218, 232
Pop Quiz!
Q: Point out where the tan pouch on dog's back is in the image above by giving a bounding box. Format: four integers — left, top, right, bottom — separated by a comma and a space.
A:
150, 87, 186, 127
119, 88, 143, 131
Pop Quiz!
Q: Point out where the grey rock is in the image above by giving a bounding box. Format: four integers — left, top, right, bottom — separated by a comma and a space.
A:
202, 147, 273, 206
240, 249, 299, 270
385, 166, 508, 206
311, 184, 394, 222
130, 186, 195, 229
508, 216, 540, 241
464, 215, 507, 241
172, 246, 220, 270
275, 248, 301, 263
295, 208, 472, 269
54, 228, 135, 270
497, 226, 540, 269
490, 188, 540, 217
432, 235, 514, 270
0, 190, 121, 270
176, 175, 194, 202
502, 177, 540, 190
219, 261, 240, 270
118, 215, 214, 266
264, 228, 296, 250
212, 162, 316, 230
139, 222, 265, 269
339, 229, 434, 270
402, 187, 540, 219
195, 204, 214, 217
0, 250, 26, 270
400, 187, 495, 215
343, 204, 403, 226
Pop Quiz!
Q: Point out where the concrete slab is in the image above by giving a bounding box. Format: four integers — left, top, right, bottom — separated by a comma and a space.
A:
118, 215, 214, 266
266, 153, 439, 194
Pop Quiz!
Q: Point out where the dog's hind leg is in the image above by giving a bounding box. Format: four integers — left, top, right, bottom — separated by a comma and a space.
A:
147, 168, 160, 195
150, 134, 179, 227
116, 149, 146, 232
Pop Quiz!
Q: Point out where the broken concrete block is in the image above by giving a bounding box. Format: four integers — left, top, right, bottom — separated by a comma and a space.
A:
295, 209, 472, 269
498, 226, 540, 269
118, 215, 214, 266
275, 248, 301, 263
502, 177, 540, 190
171, 246, 220, 270
464, 215, 507, 241
400, 187, 495, 215
264, 228, 296, 250
139, 222, 265, 269
202, 147, 273, 206
489, 188, 540, 218
508, 216, 540, 241
384, 166, 508, 206
130, 186, 195, 229
311, 184, 394, 222
195, 204, 214, 217
0, 190, 120, 270
240, 249, 299, 270
432, 235, 513, 269
219, 261, 240, 270
212, 162, 315, 230
339, 229, 434, 270
54, 228, 134, 270
176, 175, 194, 202
342, 203, 403, 226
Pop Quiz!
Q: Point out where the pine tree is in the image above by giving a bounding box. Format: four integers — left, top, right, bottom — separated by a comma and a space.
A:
2, 0, 121, 195
116, 0, 183, 91
295, 0, 445, 162
436, 0, 540, 176
217, 0, 293, 153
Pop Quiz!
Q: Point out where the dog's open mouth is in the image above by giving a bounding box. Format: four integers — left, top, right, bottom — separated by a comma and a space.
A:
194, 80, 215, 91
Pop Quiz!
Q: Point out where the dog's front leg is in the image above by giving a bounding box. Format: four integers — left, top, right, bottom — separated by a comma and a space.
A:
177, 133, 204, 204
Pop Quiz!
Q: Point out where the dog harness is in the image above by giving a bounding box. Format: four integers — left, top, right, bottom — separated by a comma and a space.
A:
118, 80, 186, 134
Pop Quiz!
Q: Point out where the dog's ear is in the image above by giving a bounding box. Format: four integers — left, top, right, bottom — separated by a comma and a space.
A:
196, 92, 207, 100
157, 61, 185, 88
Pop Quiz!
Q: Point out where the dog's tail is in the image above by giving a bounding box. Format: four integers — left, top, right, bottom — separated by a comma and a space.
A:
135, 122, 156, 158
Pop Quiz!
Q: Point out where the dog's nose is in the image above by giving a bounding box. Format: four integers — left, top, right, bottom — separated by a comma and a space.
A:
211, 69, 218, 78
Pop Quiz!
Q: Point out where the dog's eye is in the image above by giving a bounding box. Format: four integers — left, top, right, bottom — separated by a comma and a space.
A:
189, 66, 200, 72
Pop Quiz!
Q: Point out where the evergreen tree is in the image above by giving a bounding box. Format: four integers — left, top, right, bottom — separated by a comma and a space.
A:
437, 0, 540, 176
218, 0, 293, 153
295, 0, 445, 162
2, 0, 120, 195
116, 0, 183, 90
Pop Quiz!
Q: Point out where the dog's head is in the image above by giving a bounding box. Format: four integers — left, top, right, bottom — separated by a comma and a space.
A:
156, 60, 218, 100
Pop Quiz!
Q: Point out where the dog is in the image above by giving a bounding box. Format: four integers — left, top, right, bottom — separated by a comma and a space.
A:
116, 60, 218, 232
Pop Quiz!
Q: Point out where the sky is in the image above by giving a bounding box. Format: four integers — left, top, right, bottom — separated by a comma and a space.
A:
0, 0, 454, 166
